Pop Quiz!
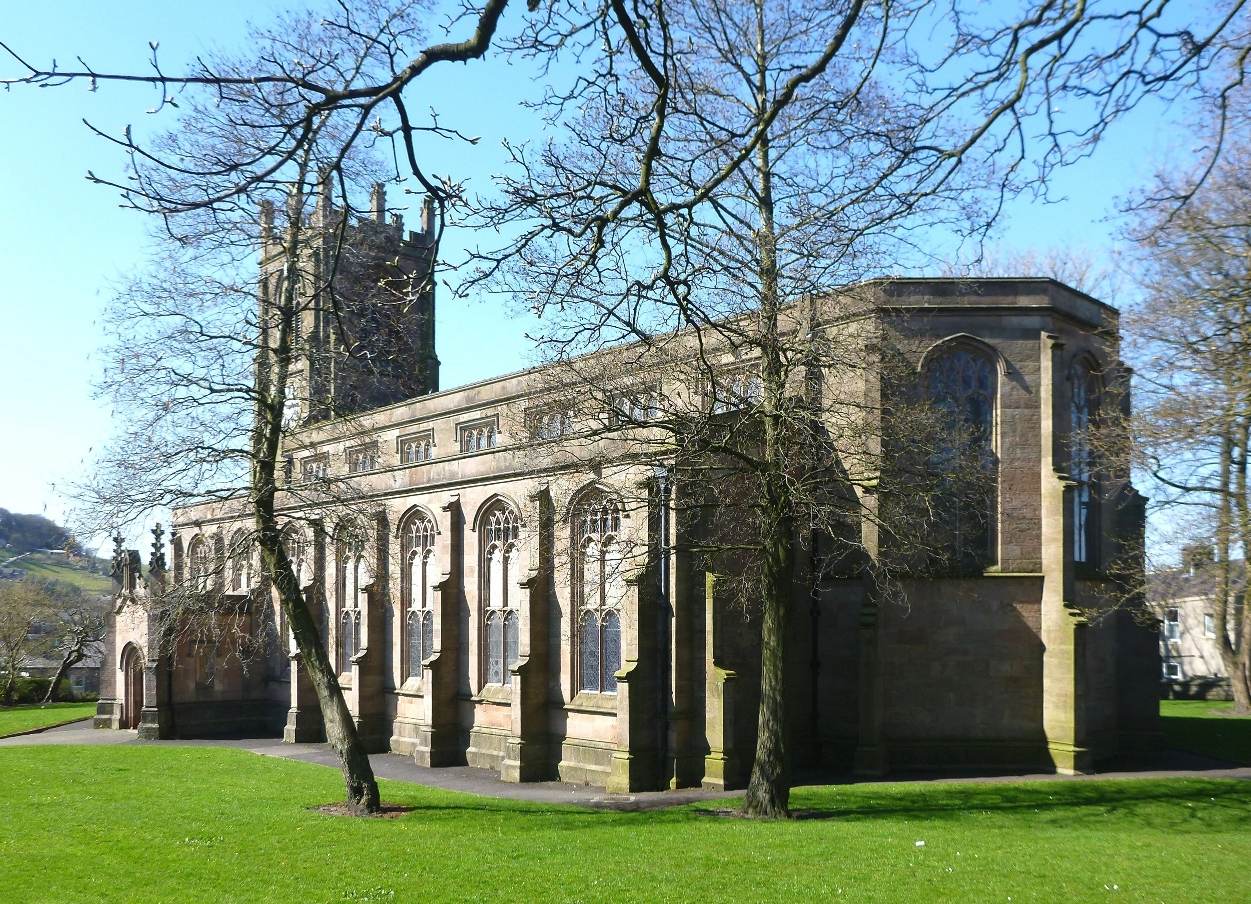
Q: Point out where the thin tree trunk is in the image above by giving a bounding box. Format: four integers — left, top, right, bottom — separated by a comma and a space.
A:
42, 648, 84, 704
741, 500, 794, 818
741, 6, 794, 816
1232, 415, 1251, 714
249, 168, 380, 814
258, 533, 381, 812
1214, 428, 1250, 712
1, 670, 16, 706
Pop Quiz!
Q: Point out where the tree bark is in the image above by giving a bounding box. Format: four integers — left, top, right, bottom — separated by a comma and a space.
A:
41, 648, 84, 704
258, 534, 381, 813
248, 176, 381, 814
741, 502, 794, 818
740, 12, 795, 816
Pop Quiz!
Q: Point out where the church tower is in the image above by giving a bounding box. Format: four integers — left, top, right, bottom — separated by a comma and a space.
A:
259, 180, 440, 425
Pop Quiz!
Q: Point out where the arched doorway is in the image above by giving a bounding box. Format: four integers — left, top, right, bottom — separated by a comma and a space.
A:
120, 645, 143, 730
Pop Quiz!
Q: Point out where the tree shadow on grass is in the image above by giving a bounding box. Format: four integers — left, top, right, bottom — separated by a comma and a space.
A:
1162, 711, 1251, 766
777, 778, 1251, 829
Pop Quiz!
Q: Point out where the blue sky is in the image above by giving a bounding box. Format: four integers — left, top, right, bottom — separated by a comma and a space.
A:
0, 2, 1183, 550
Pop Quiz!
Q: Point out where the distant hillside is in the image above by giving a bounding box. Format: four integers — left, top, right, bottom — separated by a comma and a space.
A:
0, 508, 111, 593
0, 508, 76, 555
2, 550, 113, 594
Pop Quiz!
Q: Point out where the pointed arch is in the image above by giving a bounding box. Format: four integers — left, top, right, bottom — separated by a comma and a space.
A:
560, 480, 627, 524
398, 504, 439, 682
916, 332, 1007, 377
477, 495, 521, 688
570, 485, 625, 694
333, 516, 371, 674
921, 335, 1000, 572
471, 491, 525, 534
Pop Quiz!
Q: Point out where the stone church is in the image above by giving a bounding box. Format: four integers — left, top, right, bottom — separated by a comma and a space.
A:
96, 193, 1161, 791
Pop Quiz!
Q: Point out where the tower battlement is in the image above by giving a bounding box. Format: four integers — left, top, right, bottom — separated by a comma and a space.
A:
259, 181, 440, 425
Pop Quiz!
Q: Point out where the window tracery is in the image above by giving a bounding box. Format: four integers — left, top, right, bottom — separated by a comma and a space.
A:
481, 503, 520, 686
459, 419, 499, 453
925, 343, 998, 571
1070, 360, 1100, 565
402, 513, 437, 681
400, 431, 434, 464
575, 495, 624, 694
188, 536, 212, 594
228, 529, 251, 593
335, 524, 368, 674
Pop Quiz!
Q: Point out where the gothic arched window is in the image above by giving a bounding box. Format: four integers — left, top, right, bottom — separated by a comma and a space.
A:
481, 503, 520, 686
188, 536, 212, 594
335, 524, 368, 675
1070, 360, 1101, 565
575, 495, 624, 693
228, 529, 251, 593
925, 343, 998, 571
401, 433, 434, 464
402, 513, 437, 681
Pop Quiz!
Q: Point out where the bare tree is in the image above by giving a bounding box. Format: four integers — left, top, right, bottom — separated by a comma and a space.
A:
1122, 120, 1251, 711
472, 0, 1089, 817
38, 583, 107, 704
4, 0, 1250, 818
0, 581, 54, 705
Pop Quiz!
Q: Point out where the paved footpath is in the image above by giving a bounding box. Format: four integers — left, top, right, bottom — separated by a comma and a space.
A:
3, 720, 1249, 810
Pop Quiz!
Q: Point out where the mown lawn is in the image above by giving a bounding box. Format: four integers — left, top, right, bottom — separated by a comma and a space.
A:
0, 746, 1248, 903
0, 702, 95, 738
1160, 699, 1251, 765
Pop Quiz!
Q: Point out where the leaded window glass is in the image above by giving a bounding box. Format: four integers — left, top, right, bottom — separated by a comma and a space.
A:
336, 524, 368, 675
188, 537, 211, 594
925, 345, 998, 572
228, 529, 250, 592
402, 514, 437, 681
1070, 362, 1100, 565
575, 495, 625, 693
401, 433, 434, 464
481, 503, 520, 687
486, 611, 504, 684
460, 421, 499, 453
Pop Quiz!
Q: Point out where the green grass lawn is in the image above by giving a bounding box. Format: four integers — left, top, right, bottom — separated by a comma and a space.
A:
0, 746, 1248, 903
0, 702, 96, 738
1160, 699, 1251, 765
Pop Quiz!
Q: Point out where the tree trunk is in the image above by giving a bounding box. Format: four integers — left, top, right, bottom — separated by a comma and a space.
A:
741, 513, 794, 818
42, 648, 84, 704
1214, 428, 1250, 714
259, 536, 381, 813
741, 23, 794, 815
1, 670, 16, 706
247, 174, 381, 815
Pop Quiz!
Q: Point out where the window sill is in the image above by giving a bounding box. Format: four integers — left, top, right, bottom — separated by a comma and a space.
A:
474, 683, 513, 705
565, 691, 618, 715
396, 677, 425, 697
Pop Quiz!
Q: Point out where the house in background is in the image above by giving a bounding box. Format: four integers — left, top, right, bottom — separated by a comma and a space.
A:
1148, 545, 1246, 700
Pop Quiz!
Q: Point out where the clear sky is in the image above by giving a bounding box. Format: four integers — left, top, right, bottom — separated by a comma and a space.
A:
0, 2, 1183, 550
